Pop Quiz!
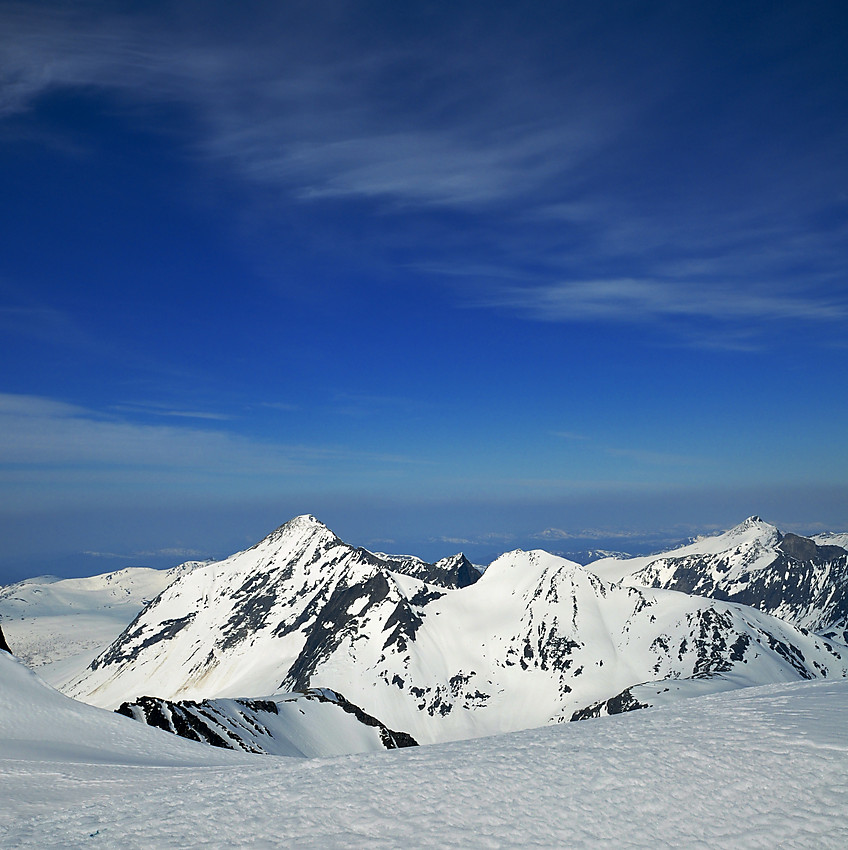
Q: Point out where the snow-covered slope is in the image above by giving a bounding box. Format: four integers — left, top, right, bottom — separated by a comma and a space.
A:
0, 560, 203, 684
65, 516, 848, 745
0, 649, 248, 767
813, 531, 848, 550
590, 516, 848, 641
63, 516, 462, 709
3, 662, 848, 849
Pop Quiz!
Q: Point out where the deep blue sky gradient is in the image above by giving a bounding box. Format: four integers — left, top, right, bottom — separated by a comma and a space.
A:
1, 1, 847, 581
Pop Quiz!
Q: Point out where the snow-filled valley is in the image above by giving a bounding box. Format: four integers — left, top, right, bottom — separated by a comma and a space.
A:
2, 514, 848, 847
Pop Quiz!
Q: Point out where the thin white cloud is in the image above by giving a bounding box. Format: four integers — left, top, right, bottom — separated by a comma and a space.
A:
0, 393, 423, 479
0, 302, 91, 348
432, 531, 516, 547
83, 547, 207, 560
488, 278, 846, 325
604, 446, 704, 467
259, 402, 300, 413
112, 403, 233, 421
534, 527, 646, 542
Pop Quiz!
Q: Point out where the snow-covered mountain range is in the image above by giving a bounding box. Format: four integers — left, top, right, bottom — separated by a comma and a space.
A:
50, 514, 848, 747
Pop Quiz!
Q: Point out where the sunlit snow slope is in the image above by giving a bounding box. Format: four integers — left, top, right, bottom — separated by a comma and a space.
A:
0, 649, 248, 767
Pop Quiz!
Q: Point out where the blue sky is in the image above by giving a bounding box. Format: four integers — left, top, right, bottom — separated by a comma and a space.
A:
1, 1, 847, 581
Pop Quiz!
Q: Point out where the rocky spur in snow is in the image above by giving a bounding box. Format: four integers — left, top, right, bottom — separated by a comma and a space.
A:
116, 688, 417, 757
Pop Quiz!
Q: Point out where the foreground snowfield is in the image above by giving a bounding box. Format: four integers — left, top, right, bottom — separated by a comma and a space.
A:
2, 651, 847, 848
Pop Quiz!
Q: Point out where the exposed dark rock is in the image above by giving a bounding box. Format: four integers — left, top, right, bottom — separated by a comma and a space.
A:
381, 599, 424, 652
92, 614, 196, 669
571, 688, 649, 721
0, 623, 11, 654
115, 696, 236, 749
408, 586, 445, 606
455, 556, 482, 589
372, 551, 481, 589
282, 571, 392, 692
307, 688, 418, 749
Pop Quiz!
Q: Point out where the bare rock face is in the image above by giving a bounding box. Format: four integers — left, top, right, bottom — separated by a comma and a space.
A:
0, 623, 11, 655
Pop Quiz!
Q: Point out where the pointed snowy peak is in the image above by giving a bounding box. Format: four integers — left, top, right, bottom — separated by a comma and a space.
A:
65, 516, 437, 708
435, 553, 481, 588
694, 515, 781, 550
392, 552, 480, 588
253, 514, 342, 550
364, 550, 480, 589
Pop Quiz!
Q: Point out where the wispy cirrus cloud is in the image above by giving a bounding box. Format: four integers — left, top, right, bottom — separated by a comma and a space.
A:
486, 278, 847, 328
0, 2, 619, 210
112, 402, 233, 421
534, 527, 647, 542
0, 301, 91, 348
551, 431, 590, 442
1, 1, 845, 351
0, 393, 425, 501
83, 547, 208, 560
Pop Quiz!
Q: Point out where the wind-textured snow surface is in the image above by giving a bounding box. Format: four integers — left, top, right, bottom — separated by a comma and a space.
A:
2, 646, 847, 849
